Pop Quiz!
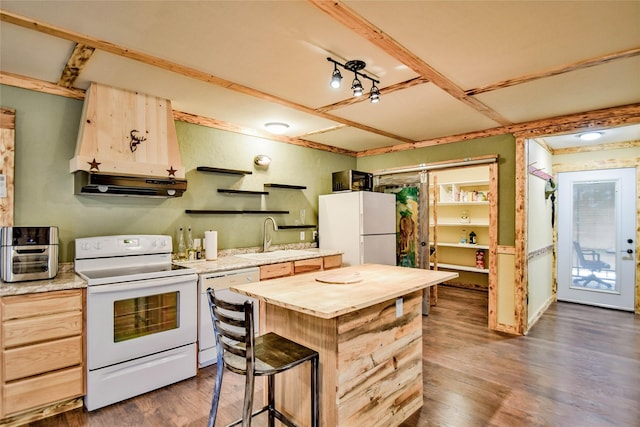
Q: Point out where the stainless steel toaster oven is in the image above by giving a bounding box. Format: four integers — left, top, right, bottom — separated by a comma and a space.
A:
1, 226, 59, 282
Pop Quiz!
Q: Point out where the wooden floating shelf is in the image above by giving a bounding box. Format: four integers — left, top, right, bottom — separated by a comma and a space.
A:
218, 189, 269, 195
196, 166, 252, 175
278, 225, 316, 229
264, 183, 307, 190
186, 210, 289, 215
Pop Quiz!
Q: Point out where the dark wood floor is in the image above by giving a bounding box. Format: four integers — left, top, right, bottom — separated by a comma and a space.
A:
29, 286, 639, 427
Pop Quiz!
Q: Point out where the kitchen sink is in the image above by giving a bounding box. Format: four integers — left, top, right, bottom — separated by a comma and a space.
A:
235, 250, 315, 260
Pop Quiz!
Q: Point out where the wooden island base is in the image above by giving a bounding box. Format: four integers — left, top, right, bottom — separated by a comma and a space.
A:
265, 290, 424, 426
232, 264, 458, 426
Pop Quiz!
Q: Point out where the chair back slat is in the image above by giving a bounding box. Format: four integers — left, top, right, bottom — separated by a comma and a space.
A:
207, 288, 255, 370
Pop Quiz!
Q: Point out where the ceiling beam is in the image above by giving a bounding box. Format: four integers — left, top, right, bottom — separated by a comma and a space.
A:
0, 9, 414, 145
172, 111, 357, 156
357, 103, 640, 157
308, 0, 512, 126
5, 69, 638, 158
0, 70, 86, 100
58, 43, 95, 88
467, 47, 640, 96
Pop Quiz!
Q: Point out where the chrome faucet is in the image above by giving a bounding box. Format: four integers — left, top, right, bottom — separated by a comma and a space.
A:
263, 217, 278, 252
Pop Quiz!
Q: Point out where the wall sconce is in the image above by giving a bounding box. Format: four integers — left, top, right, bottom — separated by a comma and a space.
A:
254, 155, 271, 167
327, 57, 381, 103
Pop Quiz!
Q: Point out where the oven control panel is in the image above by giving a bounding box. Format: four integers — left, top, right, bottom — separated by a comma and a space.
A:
75, 235, 172, 259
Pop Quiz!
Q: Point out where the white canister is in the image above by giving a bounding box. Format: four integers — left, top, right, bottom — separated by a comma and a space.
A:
204, 230, 218, 260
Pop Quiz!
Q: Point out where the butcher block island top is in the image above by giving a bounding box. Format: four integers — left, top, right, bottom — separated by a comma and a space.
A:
230, 264, 458, 427
230, 263, 457, 319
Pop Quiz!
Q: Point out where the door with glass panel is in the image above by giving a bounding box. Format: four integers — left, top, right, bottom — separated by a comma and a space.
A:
557, 168, 636, 311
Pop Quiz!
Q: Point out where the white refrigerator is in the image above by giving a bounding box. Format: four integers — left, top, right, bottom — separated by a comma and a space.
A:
319, 191, 396, 266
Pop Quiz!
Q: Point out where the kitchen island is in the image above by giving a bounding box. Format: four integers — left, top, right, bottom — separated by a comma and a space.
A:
231, 263, 458, 427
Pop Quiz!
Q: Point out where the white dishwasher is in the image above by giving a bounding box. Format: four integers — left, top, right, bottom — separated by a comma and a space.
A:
198, 267, 260, 367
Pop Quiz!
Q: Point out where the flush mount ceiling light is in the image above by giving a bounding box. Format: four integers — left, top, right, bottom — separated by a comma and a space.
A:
578, 131, 603, 141
327, 57, 381, 103
264, 122, 289, 134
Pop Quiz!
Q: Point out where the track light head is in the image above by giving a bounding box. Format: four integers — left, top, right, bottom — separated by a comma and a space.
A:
351, 77, 363, 97
330, 64, 342, 89
369, 84, 380, 103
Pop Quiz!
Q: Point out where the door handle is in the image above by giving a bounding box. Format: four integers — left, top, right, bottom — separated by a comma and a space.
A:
620, 249, 633, 254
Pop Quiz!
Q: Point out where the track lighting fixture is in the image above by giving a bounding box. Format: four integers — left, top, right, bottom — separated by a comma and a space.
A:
327, 57, 381, 103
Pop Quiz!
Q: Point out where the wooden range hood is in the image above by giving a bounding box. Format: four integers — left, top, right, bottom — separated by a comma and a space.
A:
70, 83, 187, 197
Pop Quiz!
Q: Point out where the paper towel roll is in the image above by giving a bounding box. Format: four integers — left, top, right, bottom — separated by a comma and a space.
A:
204, 231, 218, 260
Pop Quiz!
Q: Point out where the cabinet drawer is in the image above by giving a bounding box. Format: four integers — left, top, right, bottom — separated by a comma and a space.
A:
4, 336, 83, 382
294, 258, 323, 274
1, 290, 82, 321
2, 366, 84, 417
323, 255, 342, 270
3, 311, 83, 348
260, 262, 293, 280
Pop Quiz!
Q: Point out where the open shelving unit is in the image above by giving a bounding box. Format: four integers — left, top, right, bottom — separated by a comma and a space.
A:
186, 167, 310, 226
430, 167, 492, 290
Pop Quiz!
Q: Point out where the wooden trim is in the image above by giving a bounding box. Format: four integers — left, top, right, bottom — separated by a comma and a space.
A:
514, 136, 527, 335
359, 103, 640, 157
0, 108, 15, 227
487, 162, 499, 331
57, 43, 95, 88
308, 0, 511, 126
467, 47, 640, 96
0, 9, 413, 145
497, 245, 516, 255
0, 71, 86, 100
172, 110, 357, 156
3, 68, 639, 158
0, 107, 16, 129
494, 322, 520, 335
553, 157, 640, 173
552, 140, 640, 155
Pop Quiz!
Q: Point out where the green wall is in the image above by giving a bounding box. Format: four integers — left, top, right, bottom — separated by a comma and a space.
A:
356, 135, 516, 246
1, 85, 356, 261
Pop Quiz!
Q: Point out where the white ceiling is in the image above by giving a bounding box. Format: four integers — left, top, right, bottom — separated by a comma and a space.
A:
1, 1, 639, 154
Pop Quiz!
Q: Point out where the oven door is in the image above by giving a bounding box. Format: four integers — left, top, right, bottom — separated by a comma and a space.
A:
87, 274, 197, 370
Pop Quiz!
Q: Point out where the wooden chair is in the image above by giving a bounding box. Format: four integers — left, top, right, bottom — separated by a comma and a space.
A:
207, 288, 319, 427
573, 241, 612, 288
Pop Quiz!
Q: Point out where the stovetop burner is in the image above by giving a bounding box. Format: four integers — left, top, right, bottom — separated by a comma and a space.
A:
74, 235, 196, 286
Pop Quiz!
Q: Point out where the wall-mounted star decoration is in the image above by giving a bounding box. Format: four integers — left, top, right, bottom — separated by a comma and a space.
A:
88, 158, 101, 171
167, 166, 177, 177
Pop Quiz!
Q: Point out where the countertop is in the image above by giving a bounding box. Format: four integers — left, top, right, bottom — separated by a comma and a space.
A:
0, 248, 343, 297
231, 263, 458, 319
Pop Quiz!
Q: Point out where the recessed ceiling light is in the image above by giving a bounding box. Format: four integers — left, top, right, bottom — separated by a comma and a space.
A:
578, 132, 602, 141
264, 122, 289, 134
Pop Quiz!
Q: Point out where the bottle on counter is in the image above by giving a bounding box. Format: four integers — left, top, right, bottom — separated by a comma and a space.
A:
177, 226, 187, 260
187, 226, 195, 261
194, 238, 202, 260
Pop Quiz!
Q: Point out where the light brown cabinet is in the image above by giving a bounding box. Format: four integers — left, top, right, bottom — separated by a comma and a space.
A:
1, 289, 85, 423
259, 255, 342, 280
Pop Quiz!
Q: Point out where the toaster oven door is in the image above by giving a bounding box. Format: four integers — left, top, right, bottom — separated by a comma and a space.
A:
1, 245, 58, 282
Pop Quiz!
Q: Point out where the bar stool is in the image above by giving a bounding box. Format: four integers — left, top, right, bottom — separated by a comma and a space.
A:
207, 288, 319, 427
